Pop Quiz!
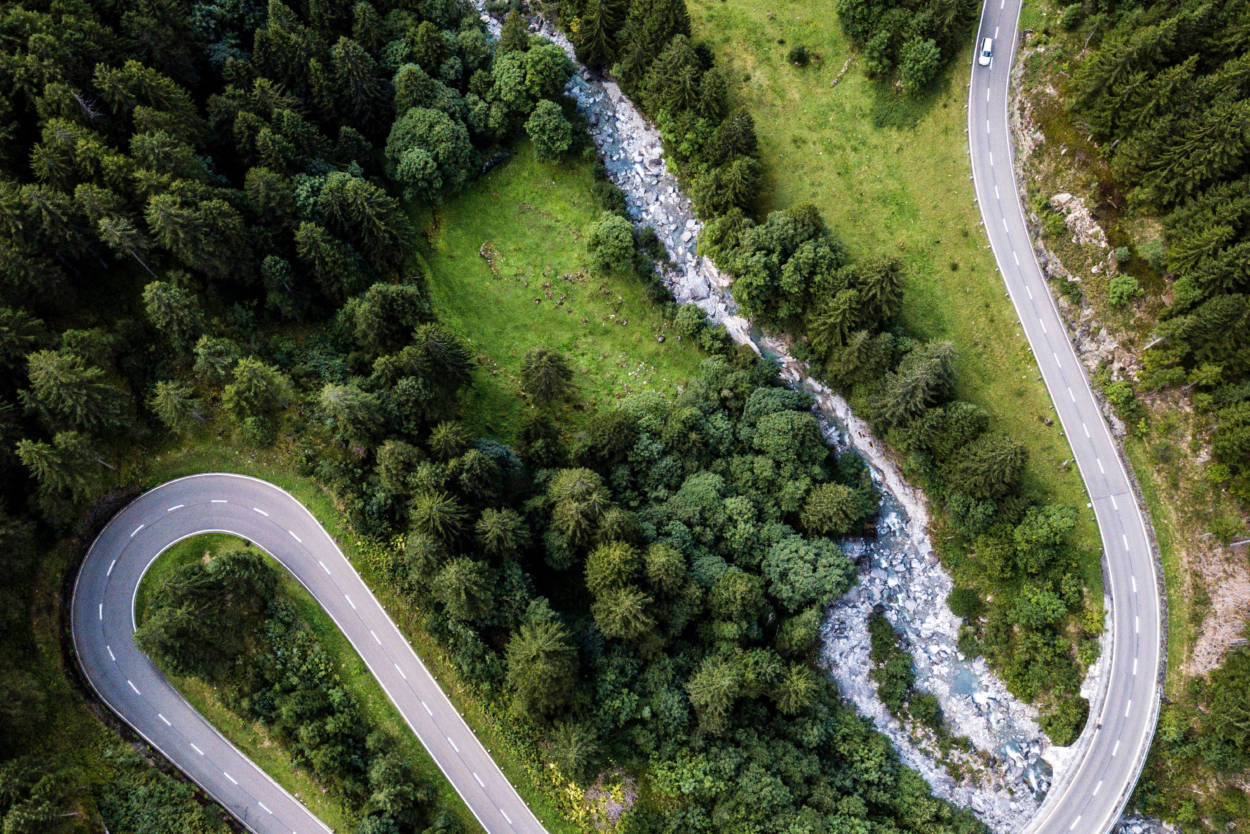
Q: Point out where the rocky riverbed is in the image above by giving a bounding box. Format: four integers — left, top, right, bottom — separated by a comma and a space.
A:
465, 6, 1167, 832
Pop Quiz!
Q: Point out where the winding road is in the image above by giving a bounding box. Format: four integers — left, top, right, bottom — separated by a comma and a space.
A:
70, 473, 545, 834
966, 2, 1163, 832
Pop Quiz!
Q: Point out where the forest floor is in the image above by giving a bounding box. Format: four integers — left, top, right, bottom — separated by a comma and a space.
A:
684, 0, 1103, 611
418, 141, 705, 441
134, 533, 487, 834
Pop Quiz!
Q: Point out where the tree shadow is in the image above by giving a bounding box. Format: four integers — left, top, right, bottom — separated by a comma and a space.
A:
866, 70, 955, 130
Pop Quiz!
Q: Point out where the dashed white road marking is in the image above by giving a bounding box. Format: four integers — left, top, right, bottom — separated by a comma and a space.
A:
995, 25, 1000, 37
1096, 458, 1105, 474
1067, 386, 1076, 402
501, 810, 513, 825
1052, 351, 1060, 365
223, 771, 238, 785
1039, 318, 1047, 333
1069, 816, 1081, 831
1093, 779, 1103, 796
371, 630, 381, 644
288, 529, 302, 543
166, 504, 184, 512
394, 663, 407, 681
1112, 740, 1121, 757
989, 150, 993, 166
422, 700, 433, 716
474, 772, 485, 788
260, 802, 272, 814
252, 507, 268, 517
1012, 250, 1019, 265
107, 645, 116, 661
447, 736, 460, 753
1125, 699, 1133, 718
1110, 494, 1119, 510
130, 524, 145, 538
1122, 533, 1130, 550
98, 603, 103, 620
986, 119, 991, 134
995, 184, 1000, 200
345, 594, 357, 610
107, 559, 116, 576
1025, 285, 1033, 299
1131, 574, 1138, 593
1082, 423, 1090, 438
159, 713, 171, 726
211, 499, 228, 504
1133, 657, 1138, 676
319, 560, 331, 575
1002, 216, 1009, 231
127, 680, 140, 695
986, 86, 991, 102
1135, 616, 1140, 634
191, 743, 204, 756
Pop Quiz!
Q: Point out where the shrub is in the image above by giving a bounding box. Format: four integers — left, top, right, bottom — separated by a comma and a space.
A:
1058, 3, 1084, 30
587, 211, 636, 274
898, 38, 941, 94
947, 586, 986, 621
524, 99, 574, 162
1108, 273, 1143, 308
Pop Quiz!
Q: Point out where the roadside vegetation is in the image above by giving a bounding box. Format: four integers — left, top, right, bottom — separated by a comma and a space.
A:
1011, 0, 1250, 828
135, 535, 477, 833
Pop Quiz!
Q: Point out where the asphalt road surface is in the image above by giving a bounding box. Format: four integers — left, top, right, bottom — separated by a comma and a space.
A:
71, 473, 546, 834
966, 4, 1163, 833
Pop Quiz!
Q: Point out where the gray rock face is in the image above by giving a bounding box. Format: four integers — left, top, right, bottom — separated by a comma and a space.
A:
466, 5, 1161, 832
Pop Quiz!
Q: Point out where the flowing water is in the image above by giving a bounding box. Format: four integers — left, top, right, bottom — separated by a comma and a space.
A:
468, 8, 1076, 830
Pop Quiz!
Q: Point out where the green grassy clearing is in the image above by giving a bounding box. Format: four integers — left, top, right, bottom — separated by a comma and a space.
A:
686, 0, 1100, 574
134, 533, 485, 833
418, 142, 706, 440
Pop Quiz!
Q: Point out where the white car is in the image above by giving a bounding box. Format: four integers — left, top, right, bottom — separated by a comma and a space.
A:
979, 38, 994, 66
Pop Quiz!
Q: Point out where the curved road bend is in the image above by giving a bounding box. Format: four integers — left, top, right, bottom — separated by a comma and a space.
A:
966, 4, 1163, 833
71, 473, 546, 834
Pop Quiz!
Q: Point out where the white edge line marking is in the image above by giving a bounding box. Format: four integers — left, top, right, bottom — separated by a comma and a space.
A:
394, 662, 407, 680
130, 524, 145, 538
158, 713, 171, 726
252, 507, 268, 517
127, 680, 140, 694
289, 529, 302, 543
191, 743, 204, 755
167, 504, 184, 512
107, 559, 116, 576
474, 772, 485, 787
223, 771, 238, 785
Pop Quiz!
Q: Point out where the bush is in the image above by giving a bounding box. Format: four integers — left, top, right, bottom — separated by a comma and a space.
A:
947, 586, 986, 620
524, 99, 574, 162
788, 45, 810, 66
239, 415, 277, 447
587, 211, 636, 274
898, 38, 941, 94
1058, 3, 1084, 30
1040, 696, 1089, 746
1108, 273, 1143, 308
